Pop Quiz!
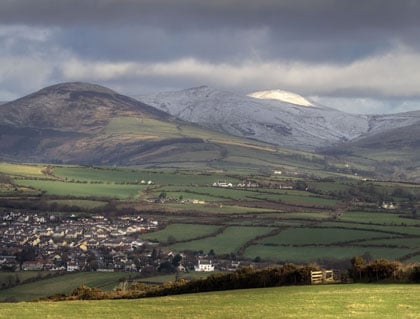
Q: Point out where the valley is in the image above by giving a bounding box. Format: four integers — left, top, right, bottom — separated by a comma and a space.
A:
0, 82, 419, 303
0, 162, 419, 301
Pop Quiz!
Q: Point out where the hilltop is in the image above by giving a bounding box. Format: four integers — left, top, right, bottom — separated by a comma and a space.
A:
0, 82, 310, 169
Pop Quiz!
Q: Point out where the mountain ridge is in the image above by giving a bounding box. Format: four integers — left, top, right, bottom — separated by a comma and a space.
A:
1, 82, 418, 181
0, 82, 292, 168
137, 86, 420, 152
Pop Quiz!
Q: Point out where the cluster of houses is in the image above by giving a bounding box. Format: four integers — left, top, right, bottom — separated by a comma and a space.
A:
0, 211, 242, 274
0, 211, 161, 272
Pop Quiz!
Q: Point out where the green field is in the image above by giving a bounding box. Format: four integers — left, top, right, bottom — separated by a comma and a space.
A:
1, 284, 420, 319
0, 272, 133, 302
141, 223, 222, 243
244, 245, 414, 262
168, 226, 275, 254
54, 166, 225, 185
340, 211, 420, 226
0, 163, 46, 178
257, 228, 393, 246
15, 179, 145, 198
1, 162, 419, 264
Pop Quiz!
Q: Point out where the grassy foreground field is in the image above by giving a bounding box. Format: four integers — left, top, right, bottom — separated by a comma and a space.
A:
1, 284, 419, 319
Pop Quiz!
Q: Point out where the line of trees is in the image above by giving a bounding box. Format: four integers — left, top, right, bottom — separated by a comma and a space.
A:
51, 263, 319, 301
349, 256, 420, 283
45, 257, 420, 301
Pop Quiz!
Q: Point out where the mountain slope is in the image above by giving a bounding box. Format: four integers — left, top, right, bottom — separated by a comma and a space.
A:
138, 87, 365, 151
137, 87, 420, 151
0, 82, 323, 171
0, 82, 170, 133
310, 104, 420, 182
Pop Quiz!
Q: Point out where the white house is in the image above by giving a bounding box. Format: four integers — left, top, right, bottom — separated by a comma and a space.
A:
212, 181, 233, 188
382, 202, 396, 210
194, 260, 214, 272
67, 262, 80, 272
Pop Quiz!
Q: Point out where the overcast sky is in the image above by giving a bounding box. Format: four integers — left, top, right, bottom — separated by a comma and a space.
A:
1, 0, 420, 113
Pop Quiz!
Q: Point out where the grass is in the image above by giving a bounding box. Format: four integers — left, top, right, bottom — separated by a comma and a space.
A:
257, 228, 393, 246
161, 202, 275, 214
0, 163, 46, 178
1, 284, 420, 318
339, 211, 420, 226
141, 224, 222, 243
320, 222, 420, 236
276, 211, 332, 221
2, 161, 420, 264
14, 179, 145, 199
0, 272, 132, 302
168, 226, 274, 254
0, 272, 52, 288
137, 272, 215, 284
244, 245, 414, 262
251, 192, 340, 206
362, 236, 420, 248
54, 166, 225, 185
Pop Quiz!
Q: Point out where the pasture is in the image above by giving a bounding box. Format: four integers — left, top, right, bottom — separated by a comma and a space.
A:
244, 244, 414, 263
0, 284, 419, 319
0, 272, 133, 302
14, 179, 144, 199
141, 223, 222, 243
1, 162, 419, 264
0, 163, 46, 178
167, 226, 275, 254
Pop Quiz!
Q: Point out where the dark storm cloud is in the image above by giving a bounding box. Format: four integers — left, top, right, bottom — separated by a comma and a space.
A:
2, 0, 420, 34
1, 0, 420, 111
1, 0, 419, 64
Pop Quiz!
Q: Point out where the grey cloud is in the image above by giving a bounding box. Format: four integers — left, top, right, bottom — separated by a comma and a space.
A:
1, 0, 420, 114
2, 0, 419, 64
52, 26, 270, 63
2, 1, 420, 31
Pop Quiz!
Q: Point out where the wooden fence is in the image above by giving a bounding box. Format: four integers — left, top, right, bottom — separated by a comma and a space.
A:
310, 270, 334, 284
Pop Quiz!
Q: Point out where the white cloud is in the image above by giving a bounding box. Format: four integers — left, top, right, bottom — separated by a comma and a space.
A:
309, 96, 400, 114
59, 47, 420, 100
1, 23, 419, 115
0, 55, 54, 98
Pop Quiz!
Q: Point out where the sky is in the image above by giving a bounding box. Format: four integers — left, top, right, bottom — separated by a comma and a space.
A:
1, 0, 420, 114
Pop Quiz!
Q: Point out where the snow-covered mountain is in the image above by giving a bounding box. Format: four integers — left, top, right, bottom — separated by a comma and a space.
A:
137, 86, 420, 151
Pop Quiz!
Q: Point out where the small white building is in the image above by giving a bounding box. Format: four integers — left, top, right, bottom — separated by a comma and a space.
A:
194, 260, 215, 272
67, 262, 80, 272
382, 202, 396, 210
212, 181, 233, 188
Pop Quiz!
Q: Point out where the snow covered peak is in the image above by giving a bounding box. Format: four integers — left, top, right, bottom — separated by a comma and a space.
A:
248, 89, 314, 107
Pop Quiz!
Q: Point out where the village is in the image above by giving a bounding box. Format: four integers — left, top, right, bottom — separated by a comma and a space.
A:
0, 211, 227, 274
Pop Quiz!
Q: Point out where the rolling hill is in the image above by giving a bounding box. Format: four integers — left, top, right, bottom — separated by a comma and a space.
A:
324, 117, 420, 181
0, 82, 320, 171
1, 82, 418, 180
